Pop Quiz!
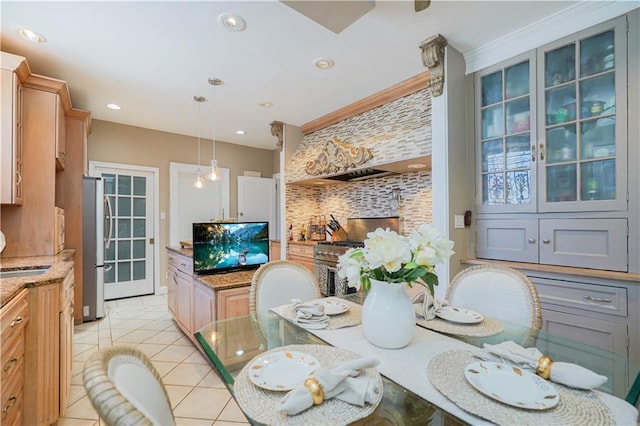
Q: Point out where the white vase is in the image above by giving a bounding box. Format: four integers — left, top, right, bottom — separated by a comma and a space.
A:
361, 278, 415, 349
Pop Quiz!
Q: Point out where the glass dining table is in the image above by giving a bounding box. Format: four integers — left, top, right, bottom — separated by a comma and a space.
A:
194, 293, 640, 425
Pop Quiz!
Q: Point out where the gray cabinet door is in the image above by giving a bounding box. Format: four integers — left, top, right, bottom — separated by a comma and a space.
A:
539, 218, 627, 271
476, 219, 538, 263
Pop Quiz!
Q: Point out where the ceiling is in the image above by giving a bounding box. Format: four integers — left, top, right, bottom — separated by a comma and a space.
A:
1, 1, 583, 150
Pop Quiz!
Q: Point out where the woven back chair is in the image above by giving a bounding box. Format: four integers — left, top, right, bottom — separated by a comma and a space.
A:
83, 346, 175, 426
446, 265, 542, 346
249, 260, 321, 344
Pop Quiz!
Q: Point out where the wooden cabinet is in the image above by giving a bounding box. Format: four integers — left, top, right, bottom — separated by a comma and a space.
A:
1, 66, 24, 205
287, 243, 315, 273
59, 270, 74, 416
270, 240, 281, 261
1, 289, 28, 426
55, 94, 66, 170
473, 15, 636, 273
193, 283, 215, 334
54, 207, 65, 254
216, 287, 250, 320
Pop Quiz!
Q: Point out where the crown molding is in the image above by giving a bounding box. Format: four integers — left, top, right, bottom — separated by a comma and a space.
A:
464, 1, 639, 74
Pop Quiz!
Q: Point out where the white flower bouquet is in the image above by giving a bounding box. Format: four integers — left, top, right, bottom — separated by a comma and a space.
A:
337, 224, 455, 295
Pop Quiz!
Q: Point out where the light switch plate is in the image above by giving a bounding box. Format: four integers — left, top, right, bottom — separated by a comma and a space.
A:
454, 215, 465, 229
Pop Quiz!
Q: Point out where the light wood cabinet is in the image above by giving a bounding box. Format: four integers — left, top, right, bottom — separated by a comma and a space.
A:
59, 270, 74, 416
1, 67, 24, 205
193, 283, 215, 334
270, 240, 281, 261
287, 243, 315, 273
55, 94, 66, 170
216, 287, 250, 320
1, 289, 28, 426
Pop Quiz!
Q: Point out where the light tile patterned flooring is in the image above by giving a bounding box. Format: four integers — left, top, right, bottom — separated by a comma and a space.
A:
58, 294, 250, 426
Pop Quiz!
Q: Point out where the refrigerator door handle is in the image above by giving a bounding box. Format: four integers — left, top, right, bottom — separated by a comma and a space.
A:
104, 195, 114, 249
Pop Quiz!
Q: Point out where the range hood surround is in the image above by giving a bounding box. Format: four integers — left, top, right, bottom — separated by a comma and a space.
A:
286, 88, 432, 186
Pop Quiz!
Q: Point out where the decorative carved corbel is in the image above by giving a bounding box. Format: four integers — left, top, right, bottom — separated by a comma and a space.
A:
270, 121, 284, 151
305, 137, 373, 176
418, 34, 447, 97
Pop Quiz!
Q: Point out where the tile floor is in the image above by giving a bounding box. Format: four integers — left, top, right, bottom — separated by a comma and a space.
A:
58, 294, 250, 426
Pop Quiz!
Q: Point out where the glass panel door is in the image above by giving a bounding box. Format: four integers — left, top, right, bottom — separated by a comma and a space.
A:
540, 27, 623, 211
478, 57, 535, 212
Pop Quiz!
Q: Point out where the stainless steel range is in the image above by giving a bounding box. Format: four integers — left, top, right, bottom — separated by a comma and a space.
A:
314, 217, 400, 296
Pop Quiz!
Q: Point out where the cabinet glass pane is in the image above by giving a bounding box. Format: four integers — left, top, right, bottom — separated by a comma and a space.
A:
481, 71, 502, 106
505, 61, 529, 99
546, 85, 576, 125
581, 117, 615, 160
547, 125, 577, 164
545, 44, 576, 88
580, 73, 615, 118
547, 164, 577, 202
483, 173, 504, 205
580, 30, 614, 77
581, 160, 615, 201
506, 171, 531, 204
482, 139, 504, 172
481, 105, 503, 139
506, 97, 530, 134
506, 135, 531, 170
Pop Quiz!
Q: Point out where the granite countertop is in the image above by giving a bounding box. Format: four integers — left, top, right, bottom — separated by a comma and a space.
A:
0, 249, 75, 308
166, 246, 254, 291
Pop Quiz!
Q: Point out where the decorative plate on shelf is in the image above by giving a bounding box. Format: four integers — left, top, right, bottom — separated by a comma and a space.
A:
247, 350, 319, 391
318, 299, 349, 315
464, 361, 559, 410
435, 306, 484, 324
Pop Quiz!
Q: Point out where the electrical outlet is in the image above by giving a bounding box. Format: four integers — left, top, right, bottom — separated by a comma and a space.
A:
454, 215, 465, 229
83, 305, 89, 317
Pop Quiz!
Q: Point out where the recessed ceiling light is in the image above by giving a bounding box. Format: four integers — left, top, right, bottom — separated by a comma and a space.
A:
106, 103, 121, 110
258, 101, 273, 108
236, 130, 245, 135
313, 58, 335, 70
407, 163, 428, 169
18, 28, 46, 43
218, 13, 246, 32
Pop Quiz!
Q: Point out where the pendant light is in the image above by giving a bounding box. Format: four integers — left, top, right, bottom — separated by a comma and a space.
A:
208, 78, 223, 181
193, 95, 206, 188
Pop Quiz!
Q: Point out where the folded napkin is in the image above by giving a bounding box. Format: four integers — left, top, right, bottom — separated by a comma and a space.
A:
473, 341, 607, 390
278, 357, 381, 415
411, 290, 448, 320
292, 300, 329, 330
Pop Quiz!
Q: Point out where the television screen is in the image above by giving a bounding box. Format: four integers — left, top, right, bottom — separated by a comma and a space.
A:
192, 222, 270, 275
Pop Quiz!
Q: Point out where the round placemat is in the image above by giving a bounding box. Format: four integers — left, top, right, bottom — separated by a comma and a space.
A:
427, 350, 615, 425
416, 315, 504, 336
234, 344, 383, 425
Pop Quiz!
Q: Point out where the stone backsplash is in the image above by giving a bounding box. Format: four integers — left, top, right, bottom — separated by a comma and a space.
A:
285, 87, 433, 239
286, 88, 432, 183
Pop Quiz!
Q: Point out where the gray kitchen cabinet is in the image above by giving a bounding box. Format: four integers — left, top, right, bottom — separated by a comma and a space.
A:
473, 14, 635, 274
477, 217, 628, 271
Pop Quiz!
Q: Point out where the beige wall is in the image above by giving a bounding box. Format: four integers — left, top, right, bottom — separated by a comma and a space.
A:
87, 119, 277, 289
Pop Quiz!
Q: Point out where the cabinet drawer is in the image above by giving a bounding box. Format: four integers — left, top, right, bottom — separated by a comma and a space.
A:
539, 218, 627, 271
288, 244, 314, 258
477, 219, 538, 263
0, 355, 24, 425
1, 328, 25, 385
534, 277, 627, 317
0, 290, 29, 342
168, 252, 193, 274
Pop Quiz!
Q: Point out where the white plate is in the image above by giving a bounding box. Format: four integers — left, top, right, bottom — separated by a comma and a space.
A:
248, 351, 320, 391
318, 299, 349, 316
464, 361, 559, 410
435, 306, 484, 324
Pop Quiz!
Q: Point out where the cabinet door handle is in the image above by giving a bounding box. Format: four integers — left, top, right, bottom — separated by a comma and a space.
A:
531, 145, 536, 162
539, 143, 545, 161
15, 172, 22, 185
528, 238, 536, 244
542, 239, 551, 244
11, 316, 23, 327
583, 295, 612, 303
3, 357, 18, 372
2, 395, 17, 413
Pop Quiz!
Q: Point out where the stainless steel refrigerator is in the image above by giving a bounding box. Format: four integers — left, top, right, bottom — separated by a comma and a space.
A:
82, 176, 110, 320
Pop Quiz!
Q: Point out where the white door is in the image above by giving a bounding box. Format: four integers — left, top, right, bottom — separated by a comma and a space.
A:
169, 162, 230, 246
90, 163, 157, 300
238, 176, 276, 239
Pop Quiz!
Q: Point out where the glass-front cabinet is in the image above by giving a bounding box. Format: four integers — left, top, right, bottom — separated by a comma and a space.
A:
475, 16, 627, 214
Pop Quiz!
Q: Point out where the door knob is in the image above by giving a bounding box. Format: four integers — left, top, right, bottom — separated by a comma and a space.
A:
528, 238, 536, 244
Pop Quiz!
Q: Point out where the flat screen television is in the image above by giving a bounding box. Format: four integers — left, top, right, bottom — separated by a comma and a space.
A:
192, 221, 270, 275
